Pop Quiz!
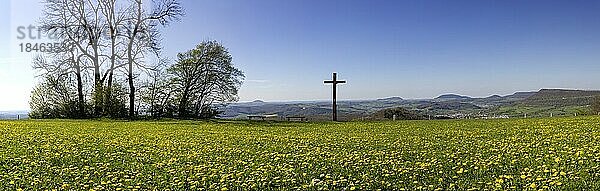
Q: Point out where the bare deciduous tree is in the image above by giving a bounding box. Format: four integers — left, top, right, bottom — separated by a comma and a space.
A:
36, 0, 182, 118
122, 0, 182, 118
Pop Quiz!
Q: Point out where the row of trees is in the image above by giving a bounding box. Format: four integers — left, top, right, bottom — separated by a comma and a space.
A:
29, 0, 244, 119
592, 96, 600, 115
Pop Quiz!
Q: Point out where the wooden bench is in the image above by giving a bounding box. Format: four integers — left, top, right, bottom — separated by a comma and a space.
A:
286, 116, 307, 122
247, 114, 278, 120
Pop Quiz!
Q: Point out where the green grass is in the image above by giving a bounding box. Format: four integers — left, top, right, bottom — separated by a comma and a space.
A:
492, 105, 590, 118
2, 117, 600, 190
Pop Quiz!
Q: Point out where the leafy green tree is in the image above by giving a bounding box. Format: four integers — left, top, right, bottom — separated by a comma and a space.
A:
591, 96, 600, 115
29, 75, 86, 119
168, 41, 245, 118
102, 82, 130, 118
141, 70, 178, 118
372, 107, 425, 120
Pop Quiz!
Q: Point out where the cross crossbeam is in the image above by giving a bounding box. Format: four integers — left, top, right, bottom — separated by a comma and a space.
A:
324, 72, 346, 121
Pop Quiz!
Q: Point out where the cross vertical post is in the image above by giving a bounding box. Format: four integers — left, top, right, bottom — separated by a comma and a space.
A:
324, 72, 346, 121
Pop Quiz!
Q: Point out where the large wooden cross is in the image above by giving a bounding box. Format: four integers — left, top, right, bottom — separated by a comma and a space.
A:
324, 72, 346, 121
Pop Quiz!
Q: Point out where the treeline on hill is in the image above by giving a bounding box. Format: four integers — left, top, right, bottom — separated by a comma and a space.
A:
29, 0, 244, 119
370, 107, 426, 120
520, 89, 600, 107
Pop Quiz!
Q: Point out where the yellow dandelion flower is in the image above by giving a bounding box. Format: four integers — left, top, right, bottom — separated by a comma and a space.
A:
530, 183, 537, 188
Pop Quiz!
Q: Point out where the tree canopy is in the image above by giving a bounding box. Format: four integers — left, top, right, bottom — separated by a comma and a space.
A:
29, 1, 244, 119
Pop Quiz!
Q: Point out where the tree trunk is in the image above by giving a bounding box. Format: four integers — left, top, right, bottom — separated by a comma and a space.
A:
126, 0, 142, 119
127, 30, 136, 118
75, 64, 85, 118
128, 64, 135, 118
178, 88, 189, 118
105, 29, 117, 115
93, 40, 103, 117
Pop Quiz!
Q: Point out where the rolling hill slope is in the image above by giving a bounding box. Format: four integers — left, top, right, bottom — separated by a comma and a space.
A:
519, 89, 600, 107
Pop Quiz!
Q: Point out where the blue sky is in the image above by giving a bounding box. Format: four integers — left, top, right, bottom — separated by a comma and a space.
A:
1, 0, 600, 110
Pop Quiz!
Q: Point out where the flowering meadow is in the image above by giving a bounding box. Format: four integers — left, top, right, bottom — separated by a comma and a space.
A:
1, 117, 600, 190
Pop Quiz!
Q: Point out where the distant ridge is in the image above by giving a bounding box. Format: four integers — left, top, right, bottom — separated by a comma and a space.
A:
520, 89, 600, 106
504, 91, 536, 99
435, 94, 472, 100
485, 95, 502, 99
223, 88, 600, 120
376, 97, 404, 102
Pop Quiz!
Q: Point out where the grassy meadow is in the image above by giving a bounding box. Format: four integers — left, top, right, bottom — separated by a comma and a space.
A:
1, 117, 600, 190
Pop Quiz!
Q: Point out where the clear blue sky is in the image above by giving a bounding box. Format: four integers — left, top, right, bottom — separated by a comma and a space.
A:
1, 0, 600, 110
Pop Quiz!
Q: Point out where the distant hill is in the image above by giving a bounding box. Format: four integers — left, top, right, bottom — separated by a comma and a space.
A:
0, 111, 29, 120
222, 89, 599, 121
376, 97, 404, 102
486, 95, 502, 99
504, 91, 536, 100
520, 89, 600, 107
417, 101, 481, 110
435, 94, 472, 100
